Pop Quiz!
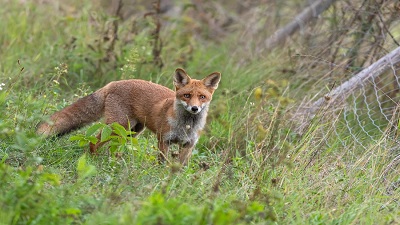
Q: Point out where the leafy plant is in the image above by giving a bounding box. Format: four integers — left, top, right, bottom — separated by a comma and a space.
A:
69, 122, 139, 156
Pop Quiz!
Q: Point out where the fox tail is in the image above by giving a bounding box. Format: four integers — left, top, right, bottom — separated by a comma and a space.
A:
37, 89, 106, 137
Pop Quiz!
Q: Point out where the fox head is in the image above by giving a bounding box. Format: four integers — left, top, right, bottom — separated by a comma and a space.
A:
174, 68, 221, 115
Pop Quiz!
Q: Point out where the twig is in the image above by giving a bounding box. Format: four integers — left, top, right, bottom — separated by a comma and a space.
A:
262, 0, 337, 53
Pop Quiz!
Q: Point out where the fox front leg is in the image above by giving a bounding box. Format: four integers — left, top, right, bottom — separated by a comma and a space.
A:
158, 139, 170, 163
178, 142, 195, 166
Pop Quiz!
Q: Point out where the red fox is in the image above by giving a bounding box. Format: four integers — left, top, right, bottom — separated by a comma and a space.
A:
37, 68, 221, 165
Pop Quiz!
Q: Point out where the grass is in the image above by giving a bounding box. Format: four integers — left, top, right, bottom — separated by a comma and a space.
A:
1, 1, 399, 224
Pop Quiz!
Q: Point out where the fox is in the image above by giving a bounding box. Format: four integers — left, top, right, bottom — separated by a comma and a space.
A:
37, 68, 221, 165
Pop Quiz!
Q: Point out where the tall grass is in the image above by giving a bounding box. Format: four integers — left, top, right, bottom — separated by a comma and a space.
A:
0, 1, 398, 224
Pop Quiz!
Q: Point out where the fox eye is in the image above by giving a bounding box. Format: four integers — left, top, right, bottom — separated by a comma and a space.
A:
183, 94, 191, 98
199, 95, 206, 99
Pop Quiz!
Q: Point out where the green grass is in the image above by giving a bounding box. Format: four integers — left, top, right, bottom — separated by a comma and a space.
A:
1, 1, 399, 224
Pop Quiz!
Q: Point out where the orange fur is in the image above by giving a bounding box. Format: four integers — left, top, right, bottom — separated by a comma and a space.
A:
37, 68, 221, 165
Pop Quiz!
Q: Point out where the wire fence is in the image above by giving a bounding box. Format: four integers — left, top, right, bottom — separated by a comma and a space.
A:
327, 71, 400, 149
293, 47, 400, 196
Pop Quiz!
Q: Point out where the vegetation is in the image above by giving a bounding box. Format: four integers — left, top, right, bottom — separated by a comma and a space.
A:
0, 0, 399, 224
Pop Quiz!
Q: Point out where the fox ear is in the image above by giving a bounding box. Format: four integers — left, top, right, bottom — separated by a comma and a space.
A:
174, 68, 191, 89
203, 72, 221, 90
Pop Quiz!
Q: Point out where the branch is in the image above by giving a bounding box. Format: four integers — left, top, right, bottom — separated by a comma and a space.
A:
264, 0, 336, 52
308, 46, 400, 117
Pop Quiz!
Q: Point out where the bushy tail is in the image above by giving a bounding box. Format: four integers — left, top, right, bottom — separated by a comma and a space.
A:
37, 89, 106, 137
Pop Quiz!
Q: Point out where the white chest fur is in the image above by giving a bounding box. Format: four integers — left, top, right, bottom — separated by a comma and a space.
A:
164, 105, 207, 146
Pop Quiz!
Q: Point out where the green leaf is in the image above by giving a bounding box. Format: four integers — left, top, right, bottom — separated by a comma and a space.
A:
86, 123, 104, 137
87, 136, 98, 144
119, 137, 126, 145
111, 122, 127, 137
101, 125, 113, 142
69, 134, 86, 141
109, 141, 122, 146
109, 145, 118, 153
128, 137, 139, 145
78, 140, 87, 147
127, 131, 136, 136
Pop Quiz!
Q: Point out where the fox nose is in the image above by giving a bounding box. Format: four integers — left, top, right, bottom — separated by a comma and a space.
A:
191, 106, 199, 112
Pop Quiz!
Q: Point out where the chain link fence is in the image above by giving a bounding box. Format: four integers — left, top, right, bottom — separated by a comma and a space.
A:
293, 46, 400, 197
